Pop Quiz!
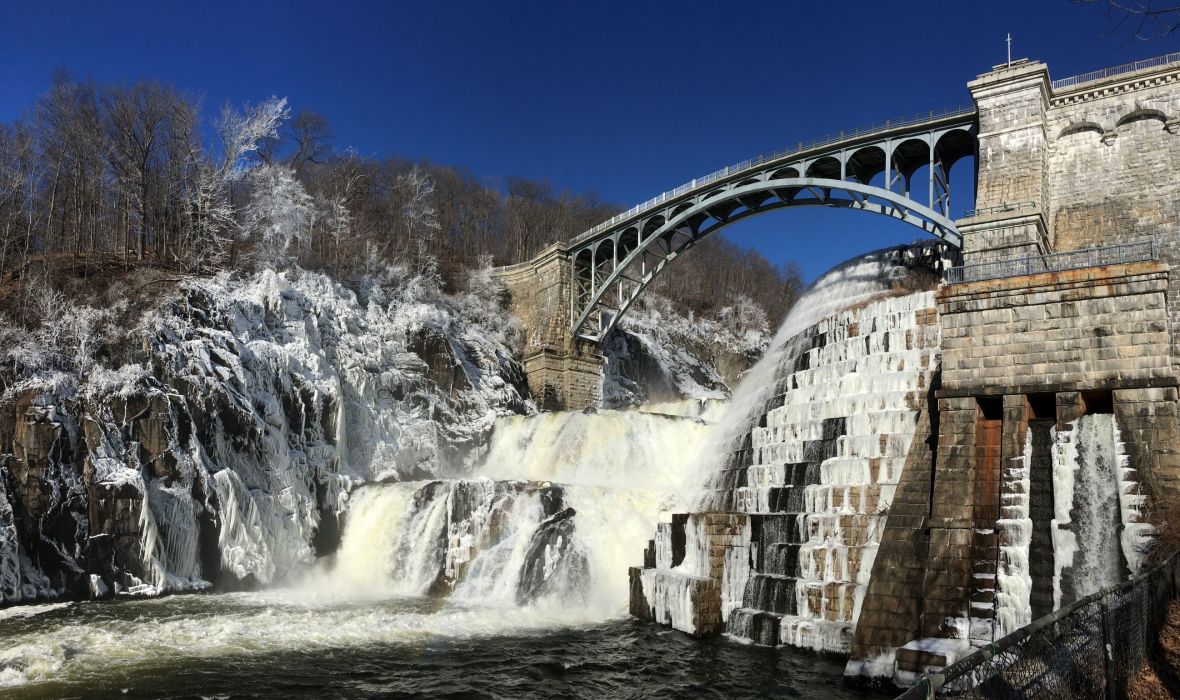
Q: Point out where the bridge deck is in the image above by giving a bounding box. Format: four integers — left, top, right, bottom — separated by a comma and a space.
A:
570, 104, 977, 248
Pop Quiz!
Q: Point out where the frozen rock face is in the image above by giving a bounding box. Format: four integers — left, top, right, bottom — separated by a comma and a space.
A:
602, 294, 769, 408
0, 269, 532, 605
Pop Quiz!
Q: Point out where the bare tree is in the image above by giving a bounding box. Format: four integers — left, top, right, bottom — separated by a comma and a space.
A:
0, 122, 34, 278
288, 110, 333, 176
1079, 0, 1180, 40
397, 165, 442, 278
104, 82, 187, 261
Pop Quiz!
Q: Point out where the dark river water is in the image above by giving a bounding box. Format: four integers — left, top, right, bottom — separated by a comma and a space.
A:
0, 593, 894, 699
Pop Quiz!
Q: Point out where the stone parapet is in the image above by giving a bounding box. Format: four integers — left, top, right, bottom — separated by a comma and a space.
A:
939, 261, 1174, 397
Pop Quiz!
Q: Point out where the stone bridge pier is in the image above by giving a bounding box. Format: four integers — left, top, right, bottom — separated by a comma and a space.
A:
495, 243, 604, 411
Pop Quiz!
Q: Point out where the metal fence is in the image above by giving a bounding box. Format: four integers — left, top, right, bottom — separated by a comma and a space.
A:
1052, 51, 1180, 90
944, 238, 1158, 285
571, 104, 976, 245
895, 552, 1180, 699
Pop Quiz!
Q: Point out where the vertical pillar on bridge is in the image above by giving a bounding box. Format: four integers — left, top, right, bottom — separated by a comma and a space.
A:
495, 242, 604, 411
959, 59, 1053, 265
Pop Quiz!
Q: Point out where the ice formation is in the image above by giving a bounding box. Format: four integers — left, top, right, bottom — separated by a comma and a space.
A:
0, 268, 533, 604
1052, 413, 1152, 605
994, 430, 1033, 637
633, 245, 947, 652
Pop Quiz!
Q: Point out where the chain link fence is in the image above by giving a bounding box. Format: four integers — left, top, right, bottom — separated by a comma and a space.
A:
896, 552, 1180, 699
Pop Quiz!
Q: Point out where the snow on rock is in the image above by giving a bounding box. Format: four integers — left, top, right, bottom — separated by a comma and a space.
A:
603, 293, 769, 408
0, 267, 532, 605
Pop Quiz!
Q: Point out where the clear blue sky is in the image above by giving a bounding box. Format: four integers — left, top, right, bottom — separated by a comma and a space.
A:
2, 0, 1177, 280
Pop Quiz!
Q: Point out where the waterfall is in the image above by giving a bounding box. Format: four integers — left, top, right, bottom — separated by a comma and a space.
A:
1052, 413, 1151, 606
306, 404, 719, 618
1065, 414, 1123, 599
631, 243, 949, 650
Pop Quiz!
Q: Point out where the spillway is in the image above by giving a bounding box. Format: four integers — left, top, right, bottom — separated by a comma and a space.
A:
630, 245, 947, 650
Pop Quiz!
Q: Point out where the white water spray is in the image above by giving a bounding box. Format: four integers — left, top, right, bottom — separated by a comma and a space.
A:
1052, 413, 1151, 605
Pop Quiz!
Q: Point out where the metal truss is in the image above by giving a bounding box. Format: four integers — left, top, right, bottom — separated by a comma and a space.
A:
569, 118, 977, 342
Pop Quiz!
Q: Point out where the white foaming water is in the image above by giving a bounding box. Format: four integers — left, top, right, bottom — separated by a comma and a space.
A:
696, 253, 906, 495
0, 406, 718, 690
476, 406, 715, 499
322, 405, 716, 614
1051, 413, 1150, 606
0, 593, 606, 689
994, 429, 1033, 638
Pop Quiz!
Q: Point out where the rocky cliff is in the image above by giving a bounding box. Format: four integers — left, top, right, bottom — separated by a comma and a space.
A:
0, 267, 533, 605
603, 293, 769, 408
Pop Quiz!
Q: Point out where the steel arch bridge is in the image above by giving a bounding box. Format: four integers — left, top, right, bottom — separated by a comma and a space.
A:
568, 107, 978, 342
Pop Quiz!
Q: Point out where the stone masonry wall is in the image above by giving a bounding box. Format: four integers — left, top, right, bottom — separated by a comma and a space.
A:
939, 261, 1174, 397
1047, 66, 1180, 252
496, 243, 573, 355
495, 243, 604, 410
1114, 386, 1180, 502
970, 61, 1052, 214
847, 407, 937, 672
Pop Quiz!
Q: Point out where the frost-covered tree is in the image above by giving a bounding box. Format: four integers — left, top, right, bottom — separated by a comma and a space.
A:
59, 303, 123, 374
319, 195, 351, 254
241, 163, 314, 268
178, 97, 289, 271
2, 274, 123, 392
397, 166, 441, 279
716, 294, 771, 354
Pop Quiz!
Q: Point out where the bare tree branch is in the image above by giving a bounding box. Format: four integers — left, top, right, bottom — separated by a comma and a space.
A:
1077, 0, 1180, 41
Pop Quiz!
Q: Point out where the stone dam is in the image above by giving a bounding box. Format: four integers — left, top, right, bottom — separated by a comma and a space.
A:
495, 55, 1180, 687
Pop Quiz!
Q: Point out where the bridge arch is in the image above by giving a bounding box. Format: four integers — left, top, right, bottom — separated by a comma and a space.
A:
570, 176, 963, 341
561, 111, 976, 342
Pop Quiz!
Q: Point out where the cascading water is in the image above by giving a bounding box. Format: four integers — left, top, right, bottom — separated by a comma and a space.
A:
1052, 413, 1152, 607
0, 401, 739, 695
308, 402, 721, 617
695, 250, 933, 506
311, 479, 581, 604
631, 243, 949, 652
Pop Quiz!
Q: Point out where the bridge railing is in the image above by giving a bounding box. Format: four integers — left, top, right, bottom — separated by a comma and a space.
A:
1052, 50, 1180, 90
944, 238, 1158, 284
895, 549, 1180, 699
573, 104, 976, 244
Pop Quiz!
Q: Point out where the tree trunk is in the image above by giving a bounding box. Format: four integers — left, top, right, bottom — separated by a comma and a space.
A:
138, 175, 147, 261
